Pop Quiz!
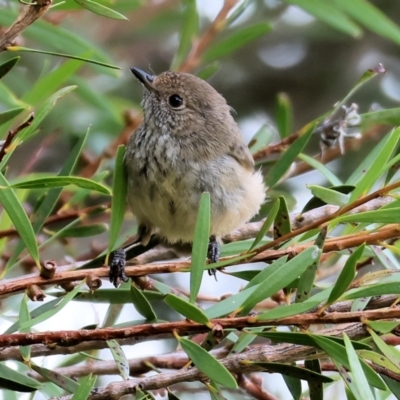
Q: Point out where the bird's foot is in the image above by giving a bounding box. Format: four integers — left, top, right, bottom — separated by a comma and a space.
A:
109, 248, 129, 288
207, 235, 220, 280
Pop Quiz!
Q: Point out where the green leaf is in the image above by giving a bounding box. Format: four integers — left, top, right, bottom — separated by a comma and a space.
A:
364, 320, 400, 334
106, 145, 127, 263
71, 374, 96, 400
190, 192, 210, 303
276, 93, 293, 139
307, 185, 349, 206
0, 362, 41, 392
335, 207, 400, 224
18, 295, 31, 362
58, 223, 108, 238
7, 46, 121, 70
32, 365, 79, 393
239, 246, 321, 314
341, 281, 400, 301
253, 362, 333, 383
178, 336, 237, 389
254, 331, 370, 350
165, 294, 211, 327
196, 62, 220, 80
245, 257, 288, 289
358, 349, 400, 374
267, 123, 315, 188
283, 0, 362, 37
368, 329, 400, 372
0, 86, 77, 170
171, 0, 199, 70
107, 340, 129, 380
0, 107, 27, 125
20, 280, 85, 330
283, 374, 301, 400
74, 0, 128, 20
0, 172, 40, 270
361, 107, 400, 127
249, 198, 279, 250
249, 124, 274, 153
23, 57, 85, 105
298, 153, 342, 186
273, 196, 291, 239
3, 124, 87, 276
0, 56, 20, 79
312, 334, 386, 390
305, 359, 323, 400
343, 333, 375, 400
203, 22, 272, 63
130, 283, 157, 321
349, 128, 400, 201
326, 244, 365, 306
334, 0, 400, 45
296, 228, 325, 302
11, 176, 111, 194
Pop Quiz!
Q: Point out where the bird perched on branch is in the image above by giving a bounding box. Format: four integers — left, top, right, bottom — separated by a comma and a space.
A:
110, 68, 265, 285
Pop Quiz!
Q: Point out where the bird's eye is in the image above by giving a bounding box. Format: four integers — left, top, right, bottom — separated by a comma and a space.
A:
168, 94, 184, 108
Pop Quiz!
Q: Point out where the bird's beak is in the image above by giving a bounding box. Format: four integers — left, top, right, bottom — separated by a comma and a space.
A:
130, 67, 156, 92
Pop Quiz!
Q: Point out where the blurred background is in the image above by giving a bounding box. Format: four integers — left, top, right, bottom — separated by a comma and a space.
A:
1, 0, 400, 398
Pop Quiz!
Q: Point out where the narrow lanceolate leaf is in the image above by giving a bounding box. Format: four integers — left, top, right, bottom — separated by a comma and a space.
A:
267, 122, 315, 188
342, 282, 400, 301
0, 86, 77, 170
276, 92, 293, 139
333, 0, 400, 46
349, 128, 400, 201
362, 107, 400, 127
0, 172, 40, 270
0, 362, 41, 392
107, 340, 130, 380
239, 246, 321, 315
326, 244, 365, 306
283, 0, 362, 37
249, 198, 279, 250
335, 207, 400, 224
305, 359, 323, 400
71, 374, 96, 400
20, 280, 85, 330
245, 256, 288, 289
130, 283, 157, 321
165, 294, 211, 327
343, 334, 375, 400
312, 334, 386, 390
7, 46, 121, 70
31, 365, 79, 393
18, 295, 31, 362
368, 329, 400, 372
307, 185, 349, 206
190, 192, 210, 303
252, 362, 334, 383
11, 176, 111, 194
74, 0, 128, 20
273, 196, 291, 239
296, 228, 326, 303
298, 154, 342, 186
106, 145, 127, 264
177, 335, 237, 389
0, 56, 20, 79
3, 125, 88, 276
249, 124, 274, 153
203, 22, 272, 63
0, 107, 27, 125
171, 0, 199, 70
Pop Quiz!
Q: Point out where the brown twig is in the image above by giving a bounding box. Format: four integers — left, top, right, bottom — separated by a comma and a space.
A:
0, 114, 34, 163
50, 323, 368, 400
0, 0, 53, 52
178, 0, 239, 73
1, 308, 400, 348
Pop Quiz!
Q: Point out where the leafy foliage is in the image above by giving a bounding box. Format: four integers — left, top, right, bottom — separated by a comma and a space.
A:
1, 1, 400, 399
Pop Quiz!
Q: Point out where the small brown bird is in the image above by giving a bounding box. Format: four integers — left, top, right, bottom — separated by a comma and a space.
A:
124, 68, 265, 270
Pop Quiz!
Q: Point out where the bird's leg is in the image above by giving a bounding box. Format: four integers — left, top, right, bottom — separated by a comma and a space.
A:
207, 235, 220, 279
109, 224, 157, 287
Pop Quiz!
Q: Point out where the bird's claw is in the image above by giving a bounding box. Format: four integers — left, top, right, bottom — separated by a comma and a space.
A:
109, 248, 129, 288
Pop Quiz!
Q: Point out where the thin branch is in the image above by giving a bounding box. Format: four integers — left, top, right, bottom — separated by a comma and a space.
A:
2, 307, 400, 348
0, 0, 53, 52
178, 0, 239, 73
51, 323, 367, 400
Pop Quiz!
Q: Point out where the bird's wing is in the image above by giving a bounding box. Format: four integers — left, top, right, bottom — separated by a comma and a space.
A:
228, 140, 255, 171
